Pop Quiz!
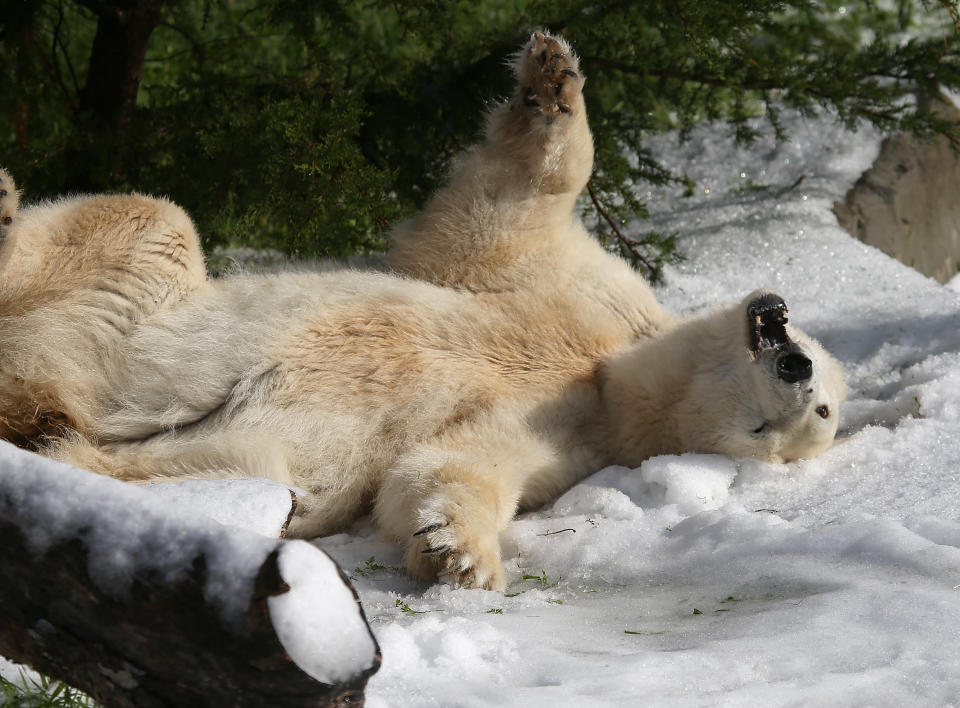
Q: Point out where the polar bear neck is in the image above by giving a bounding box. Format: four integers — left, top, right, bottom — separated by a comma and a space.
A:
599, 306, 738, 466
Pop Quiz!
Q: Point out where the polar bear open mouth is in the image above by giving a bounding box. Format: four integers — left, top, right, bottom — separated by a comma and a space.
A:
748, 293, 791, 356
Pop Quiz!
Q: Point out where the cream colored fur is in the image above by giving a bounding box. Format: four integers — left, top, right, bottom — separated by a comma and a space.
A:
0, 33, 847, 590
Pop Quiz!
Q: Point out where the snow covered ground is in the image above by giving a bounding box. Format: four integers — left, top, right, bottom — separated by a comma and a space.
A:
321, 113, 960, 707
4, 109, 960, 706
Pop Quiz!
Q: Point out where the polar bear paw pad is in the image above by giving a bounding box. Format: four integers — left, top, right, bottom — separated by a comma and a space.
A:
411, 511, 506, 591
517, 31, 583, 120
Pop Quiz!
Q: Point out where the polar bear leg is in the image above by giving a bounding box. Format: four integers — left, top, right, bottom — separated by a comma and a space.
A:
374, 416, 563, 590
388, 31, 594, 288
0, 181, 205, 319
48, 428, 374, 539
376, 451, 518, 591
491, 30, 592, 195
46, 430, 295, 486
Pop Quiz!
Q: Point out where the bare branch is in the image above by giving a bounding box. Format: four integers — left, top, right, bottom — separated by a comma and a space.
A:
586, 180, 657, 276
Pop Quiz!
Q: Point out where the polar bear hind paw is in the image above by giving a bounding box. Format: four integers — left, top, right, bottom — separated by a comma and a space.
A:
0, 168, 18, 235
409, 507, 506, 591
516, 31, 583, 122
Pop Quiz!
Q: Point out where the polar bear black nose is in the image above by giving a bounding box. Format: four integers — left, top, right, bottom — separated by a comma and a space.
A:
777, 351, 813, 383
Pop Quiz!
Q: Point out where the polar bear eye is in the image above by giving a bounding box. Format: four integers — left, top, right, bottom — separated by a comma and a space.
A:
751, 422, 768, 435
815, 405, 829, 419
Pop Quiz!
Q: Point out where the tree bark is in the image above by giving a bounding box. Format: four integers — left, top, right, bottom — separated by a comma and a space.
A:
77, 0, 165, 133
0, 521, 380, 707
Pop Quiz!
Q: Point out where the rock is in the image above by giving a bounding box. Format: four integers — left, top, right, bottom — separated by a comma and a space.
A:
834, 100, 960, 284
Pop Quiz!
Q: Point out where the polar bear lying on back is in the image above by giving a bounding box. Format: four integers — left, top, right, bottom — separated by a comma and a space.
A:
0, 32, 847, 590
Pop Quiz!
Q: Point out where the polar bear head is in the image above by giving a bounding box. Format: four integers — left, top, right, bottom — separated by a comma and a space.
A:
605, 290, 849, 464
697, 290, 849, 462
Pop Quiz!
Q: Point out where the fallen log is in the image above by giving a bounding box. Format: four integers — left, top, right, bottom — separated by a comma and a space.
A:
0, 442, 381, 707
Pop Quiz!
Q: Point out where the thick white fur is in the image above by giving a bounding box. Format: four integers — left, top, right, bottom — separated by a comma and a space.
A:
0, 33, 847, 590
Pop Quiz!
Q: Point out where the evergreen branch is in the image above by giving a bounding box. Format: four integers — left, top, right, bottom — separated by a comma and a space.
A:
73, 0, 112, 17
584, 55, 915, 91
938, 0, 960, 33
671, 0, 717, 71
25, 26, 73, 108
157, 21, 207, 70
53, 0, 81, 99
586, 179, 657, 276
29, 145, 68, 164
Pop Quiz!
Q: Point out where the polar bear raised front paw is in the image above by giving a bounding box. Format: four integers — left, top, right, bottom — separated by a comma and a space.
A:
516, 31, 584, 121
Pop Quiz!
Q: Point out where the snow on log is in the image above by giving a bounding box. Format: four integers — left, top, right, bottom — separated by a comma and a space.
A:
140, 477, 300, 539
0, 442, 381, 707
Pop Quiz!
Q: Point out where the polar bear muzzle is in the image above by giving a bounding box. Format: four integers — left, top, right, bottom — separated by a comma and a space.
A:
747, 292, 814, 384
775, 345, 813, 384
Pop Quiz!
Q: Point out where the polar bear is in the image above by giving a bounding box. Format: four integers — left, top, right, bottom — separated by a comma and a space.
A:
0, 32, 847, 590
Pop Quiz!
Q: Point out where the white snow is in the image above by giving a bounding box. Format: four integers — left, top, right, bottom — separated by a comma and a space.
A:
0, 441, 277, 619
142, 477, 296, 538
6, 108, 960, 705
0, 656, 45, 691
268, 540, 379, 685
947, 271, 960, 292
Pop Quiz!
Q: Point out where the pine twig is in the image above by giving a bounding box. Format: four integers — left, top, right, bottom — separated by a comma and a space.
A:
672, 0, 714, 69
586, 180, 657, 276
937, 0, 960, 33
536, 529, 577, 537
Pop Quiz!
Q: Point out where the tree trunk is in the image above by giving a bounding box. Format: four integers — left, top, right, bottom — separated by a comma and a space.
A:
0, 522, 379, 707
78, 0, 165, 133
0, 443, 381, 707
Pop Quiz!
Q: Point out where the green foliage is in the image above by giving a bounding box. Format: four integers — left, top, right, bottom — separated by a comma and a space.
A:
0, 670, 97, 708
2, 0, 959, 277
395, 598, 443, 614
521, 569, 560, 588
352, 555, 402, 579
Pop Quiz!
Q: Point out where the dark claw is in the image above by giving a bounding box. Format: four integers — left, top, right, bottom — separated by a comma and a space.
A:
422, 545, 449, 555
413, 522, 446, 537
